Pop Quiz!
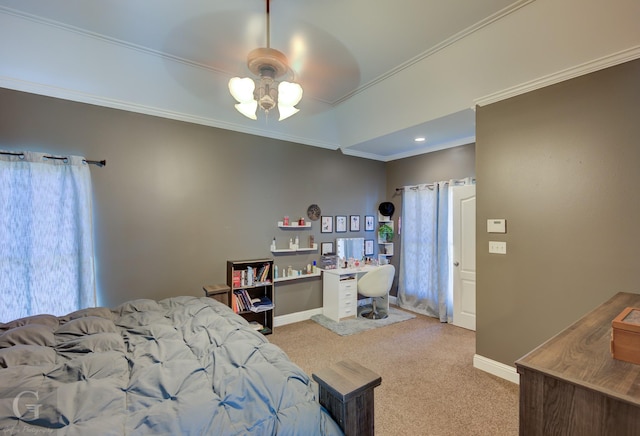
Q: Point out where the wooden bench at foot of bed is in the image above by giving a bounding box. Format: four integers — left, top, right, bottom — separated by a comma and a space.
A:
313, 359, 382, 436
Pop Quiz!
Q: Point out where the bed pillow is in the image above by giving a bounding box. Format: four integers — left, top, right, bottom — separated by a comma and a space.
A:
0, 324, 55, 348
0, 314, 59, 332
0, 344, 56, 367
55, 332, 125, 354
59, 307, 114, 322
55, 316, 118, 337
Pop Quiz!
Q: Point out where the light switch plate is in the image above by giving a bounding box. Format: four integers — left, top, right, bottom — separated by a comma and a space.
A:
489, 241, 507, 254
487, 219, 506, 233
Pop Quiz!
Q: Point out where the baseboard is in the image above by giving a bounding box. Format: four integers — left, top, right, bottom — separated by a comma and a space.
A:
473, 354, 520, 385
274, 308, 323, 327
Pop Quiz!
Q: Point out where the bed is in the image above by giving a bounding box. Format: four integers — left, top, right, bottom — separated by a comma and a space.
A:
0, 296, 344, 435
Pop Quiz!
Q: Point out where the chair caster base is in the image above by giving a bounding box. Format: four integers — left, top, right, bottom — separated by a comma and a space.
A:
360, 309, 388, 320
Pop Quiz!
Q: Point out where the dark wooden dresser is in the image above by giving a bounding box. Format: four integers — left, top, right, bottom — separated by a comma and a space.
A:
515, 292, 640, 435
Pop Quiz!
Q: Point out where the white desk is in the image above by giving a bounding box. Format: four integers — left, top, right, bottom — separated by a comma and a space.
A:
322, 265, 387, 322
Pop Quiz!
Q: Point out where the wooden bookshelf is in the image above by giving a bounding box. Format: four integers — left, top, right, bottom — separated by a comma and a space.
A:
226, 258, 274, 335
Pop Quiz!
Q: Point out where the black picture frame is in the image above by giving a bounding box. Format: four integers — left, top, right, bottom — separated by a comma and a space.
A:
321, 216, 333, 233
321, 242, 334, 255
365, 239, 374, 256
335, 215, 347, 233
365, 215, 375, 232
350, 215, 360, 232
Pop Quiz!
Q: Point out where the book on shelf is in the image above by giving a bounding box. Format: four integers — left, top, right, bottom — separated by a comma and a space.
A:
233, 289, 251, 312
258, 263, 270, 282
232, 270, 242, 288
232, 289, 273, 313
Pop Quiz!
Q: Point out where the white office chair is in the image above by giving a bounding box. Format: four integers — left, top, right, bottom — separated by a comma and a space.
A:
357, 265, 395, 319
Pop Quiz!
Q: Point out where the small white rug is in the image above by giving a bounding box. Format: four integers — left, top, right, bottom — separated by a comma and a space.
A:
310, 306, 416, 336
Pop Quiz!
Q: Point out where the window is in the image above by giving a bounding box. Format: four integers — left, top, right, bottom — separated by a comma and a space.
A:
0, 152, 96, 321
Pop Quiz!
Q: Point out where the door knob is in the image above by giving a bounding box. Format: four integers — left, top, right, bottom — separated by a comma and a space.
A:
453, 261, 459, 266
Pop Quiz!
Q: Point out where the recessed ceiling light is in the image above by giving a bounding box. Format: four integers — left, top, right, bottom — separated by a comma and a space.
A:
414, 137, 426, 143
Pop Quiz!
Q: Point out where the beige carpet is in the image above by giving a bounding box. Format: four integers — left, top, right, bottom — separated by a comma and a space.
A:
269, 307, 519, 436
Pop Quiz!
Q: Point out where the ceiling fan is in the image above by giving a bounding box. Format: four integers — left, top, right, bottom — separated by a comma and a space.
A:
228, 0, 303, 121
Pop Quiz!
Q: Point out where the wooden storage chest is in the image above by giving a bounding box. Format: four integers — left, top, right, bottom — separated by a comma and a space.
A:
611, 306, 640, 364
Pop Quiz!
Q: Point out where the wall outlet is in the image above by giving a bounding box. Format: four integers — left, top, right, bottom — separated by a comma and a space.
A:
489, 241, 507, 254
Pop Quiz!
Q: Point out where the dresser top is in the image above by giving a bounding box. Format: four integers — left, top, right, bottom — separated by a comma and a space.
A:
515, 292, 640, 406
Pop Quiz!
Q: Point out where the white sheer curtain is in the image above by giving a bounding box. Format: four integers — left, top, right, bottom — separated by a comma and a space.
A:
397, 182, 451, 322
0, 151, 96, 322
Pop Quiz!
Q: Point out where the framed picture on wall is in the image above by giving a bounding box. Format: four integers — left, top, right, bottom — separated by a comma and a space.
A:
350, 215, 360, 232
365, 239, 374, 256
321, 242, 334, 255
365, 215, 375, 231
335, 215, 347, 233
321, 216, 333, 233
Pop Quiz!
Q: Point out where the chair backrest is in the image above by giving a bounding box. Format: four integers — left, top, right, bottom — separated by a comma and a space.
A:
357, 265, 395, 298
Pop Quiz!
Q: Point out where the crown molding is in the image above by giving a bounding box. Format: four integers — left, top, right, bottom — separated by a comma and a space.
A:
341, 135, 476, 162
333, 0, 536, 105
474, 45, 640, 108
0, 76, 341, 151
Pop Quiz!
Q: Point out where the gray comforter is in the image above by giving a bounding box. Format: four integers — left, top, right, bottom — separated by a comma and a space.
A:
0, 296, 343, 435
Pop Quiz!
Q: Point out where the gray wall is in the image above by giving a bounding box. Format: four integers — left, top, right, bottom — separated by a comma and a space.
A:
0, 89, 386, 315
476, 58, 640, 367
384, 144, 477, 295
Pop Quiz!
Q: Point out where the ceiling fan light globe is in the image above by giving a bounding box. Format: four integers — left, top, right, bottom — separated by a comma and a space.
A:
229, 77, 256, 103
235, 101, 258, 120
278, 105, 299, 121
278, 81, 303, 106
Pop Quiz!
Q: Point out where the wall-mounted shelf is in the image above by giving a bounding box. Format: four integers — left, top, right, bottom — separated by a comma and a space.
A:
274, 271, 321, 283
378, 220, 394, 263
271, 243, 318, 253
278, 221, 311, 228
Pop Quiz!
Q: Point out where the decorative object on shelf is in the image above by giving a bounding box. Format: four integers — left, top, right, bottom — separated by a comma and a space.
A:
298, 217, 305, 226
228, 0, 303, 121
378, 202, 395, 218
283, 215, 290, 226
350, 215, 360, 232
365, 215, 375, 232
278, 220, 311, 228
307, 204, 321, 221
378, 223, 394, 242
336, 215, 347, 233
321, 242, 334, 255
321, 216, 333, 233
365, 239, 374, 256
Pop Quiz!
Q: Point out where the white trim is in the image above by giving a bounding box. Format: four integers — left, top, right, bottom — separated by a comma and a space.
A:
274, 308, 323, 327
333, 0, 535, 105
473, 354, 520, 385
474, 45, 640, 108
341, 135, 476, 162
0, 76, 341, 152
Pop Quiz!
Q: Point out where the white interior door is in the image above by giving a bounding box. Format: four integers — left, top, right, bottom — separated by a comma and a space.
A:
452, 184, 476, 331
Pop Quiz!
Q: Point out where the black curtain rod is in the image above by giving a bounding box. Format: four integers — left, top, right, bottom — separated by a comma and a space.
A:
0, 151, 105, 167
